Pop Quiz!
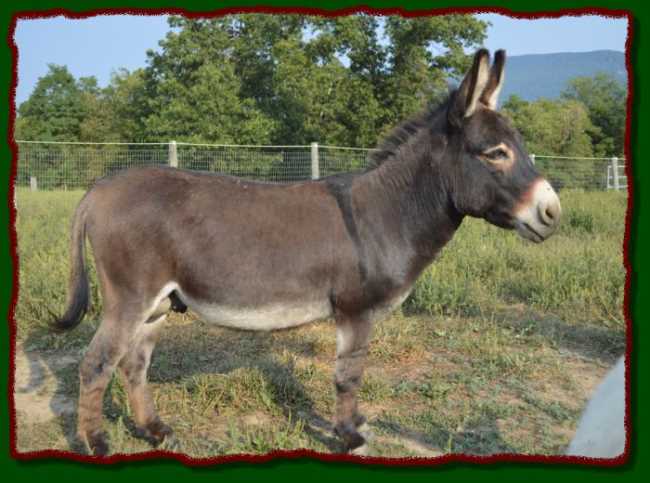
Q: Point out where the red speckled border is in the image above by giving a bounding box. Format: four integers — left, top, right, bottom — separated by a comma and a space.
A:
6, 5, 634, 467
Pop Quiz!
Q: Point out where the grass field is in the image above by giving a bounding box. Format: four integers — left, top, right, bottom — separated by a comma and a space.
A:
12, 188, 627, 458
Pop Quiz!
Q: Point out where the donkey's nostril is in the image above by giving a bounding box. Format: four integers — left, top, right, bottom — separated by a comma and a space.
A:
539, 200, 561, 226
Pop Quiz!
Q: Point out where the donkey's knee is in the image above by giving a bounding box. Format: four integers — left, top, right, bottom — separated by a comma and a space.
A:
79, 349, 113, 387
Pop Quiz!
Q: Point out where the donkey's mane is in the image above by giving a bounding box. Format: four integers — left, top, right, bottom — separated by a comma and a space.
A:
368, 94, 454, 170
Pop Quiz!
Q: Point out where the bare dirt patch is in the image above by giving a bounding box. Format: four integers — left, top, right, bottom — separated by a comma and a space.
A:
14, 345, 77, 425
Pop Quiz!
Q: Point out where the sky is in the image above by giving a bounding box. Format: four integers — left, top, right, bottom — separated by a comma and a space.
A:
13, 13, 628, 107
475, 13, 627, 55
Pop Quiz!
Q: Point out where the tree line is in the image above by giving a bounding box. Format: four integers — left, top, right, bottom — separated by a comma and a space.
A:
16, 14, 626, 158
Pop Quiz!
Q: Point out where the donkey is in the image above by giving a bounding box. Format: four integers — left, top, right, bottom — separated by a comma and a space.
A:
53, 49, 561, 456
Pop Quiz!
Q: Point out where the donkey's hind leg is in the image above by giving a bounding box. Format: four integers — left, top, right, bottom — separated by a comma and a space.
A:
117, 315, 173, 447
333, 317, 373, 453
77, 307, 141, 456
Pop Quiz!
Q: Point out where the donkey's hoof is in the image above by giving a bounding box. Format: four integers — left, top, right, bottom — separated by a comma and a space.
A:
344, 432, 367, 453
350, 442, 370, 456
136, 419, 174, 447
335, 424, 367, 453
86, 431, 110, 456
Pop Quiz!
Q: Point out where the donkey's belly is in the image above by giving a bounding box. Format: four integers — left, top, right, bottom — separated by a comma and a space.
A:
178, 290, 333, 331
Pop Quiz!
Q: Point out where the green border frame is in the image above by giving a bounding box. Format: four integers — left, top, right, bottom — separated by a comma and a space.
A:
2, 0, 645, 480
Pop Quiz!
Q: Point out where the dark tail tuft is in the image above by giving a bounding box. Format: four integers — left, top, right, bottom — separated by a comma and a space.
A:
51, 198, 90, 332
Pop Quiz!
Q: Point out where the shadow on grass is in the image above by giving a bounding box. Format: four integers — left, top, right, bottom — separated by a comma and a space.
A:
373, 416, 517, 456
16, 306, 625, 457
150, 320, 344, 452
498, 312, 625, 364
18, 317, 344, 456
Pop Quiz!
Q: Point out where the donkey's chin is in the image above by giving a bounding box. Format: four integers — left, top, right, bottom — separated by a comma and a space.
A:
515, 220, 550, 243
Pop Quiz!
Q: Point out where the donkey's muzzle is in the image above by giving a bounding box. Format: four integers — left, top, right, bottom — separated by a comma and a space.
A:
514, 178, 561, 243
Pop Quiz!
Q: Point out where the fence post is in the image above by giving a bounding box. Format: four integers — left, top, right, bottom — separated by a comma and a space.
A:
310, 142, 320, 180
530, 154, 536, 165
30, 176, 37, 192
611, 156, 619, 191
169, 140, 178, 168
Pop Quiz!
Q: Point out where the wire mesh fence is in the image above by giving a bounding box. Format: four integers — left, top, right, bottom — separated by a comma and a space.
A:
532, 154, 628, 192
14, 141, 628, 193
174, 144, 314, 183
15, 142, 169, 191
318, 145, 374, 178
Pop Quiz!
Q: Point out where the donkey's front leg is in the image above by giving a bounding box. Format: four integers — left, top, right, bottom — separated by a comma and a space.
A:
333, 317, 372, 452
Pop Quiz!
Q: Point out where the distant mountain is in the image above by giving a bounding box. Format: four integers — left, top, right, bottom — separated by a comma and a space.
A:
499, 50, 627, 104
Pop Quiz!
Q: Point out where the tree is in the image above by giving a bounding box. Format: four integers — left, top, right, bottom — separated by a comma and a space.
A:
382, 15, 487, 129
270, 36, 382, 147
222, 14, 306, 111
98, 68, 149, 142
142, 17, 275, 144
561, 73, 626, 157
502, 95, 601, 190
502, 95, 595, 157
78, 75, 121, 142
141, 14, 487, 146
294, 15, 389, 145
16, 65, 146, 143
17, 14, 489, 148
17, 64, 86, 141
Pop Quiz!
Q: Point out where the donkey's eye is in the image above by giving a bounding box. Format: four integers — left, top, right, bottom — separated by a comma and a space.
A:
480, 145, 512, 165
485, 148, 507, 160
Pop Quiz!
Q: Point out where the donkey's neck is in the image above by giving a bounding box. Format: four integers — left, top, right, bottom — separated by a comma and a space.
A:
356, 134, 463, 264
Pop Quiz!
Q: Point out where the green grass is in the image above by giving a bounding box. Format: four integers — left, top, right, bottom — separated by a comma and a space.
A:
407, 190, 626, 325
13, 188, 627, 458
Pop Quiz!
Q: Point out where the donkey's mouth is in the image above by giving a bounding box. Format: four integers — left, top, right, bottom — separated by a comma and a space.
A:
517, 221, 545, 243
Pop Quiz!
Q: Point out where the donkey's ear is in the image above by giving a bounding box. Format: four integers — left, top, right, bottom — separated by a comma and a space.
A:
480, 50, 506, 110
449, 49, 490, 127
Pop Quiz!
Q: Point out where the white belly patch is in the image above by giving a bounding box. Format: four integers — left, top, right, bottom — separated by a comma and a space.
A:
149, 282, 408, 331
177, 289, 332, 331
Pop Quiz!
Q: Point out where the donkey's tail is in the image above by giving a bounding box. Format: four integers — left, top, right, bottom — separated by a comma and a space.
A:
51, 195, 91, 332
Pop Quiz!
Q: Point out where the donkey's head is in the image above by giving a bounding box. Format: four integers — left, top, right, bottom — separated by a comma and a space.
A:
445, 49, 561, 242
